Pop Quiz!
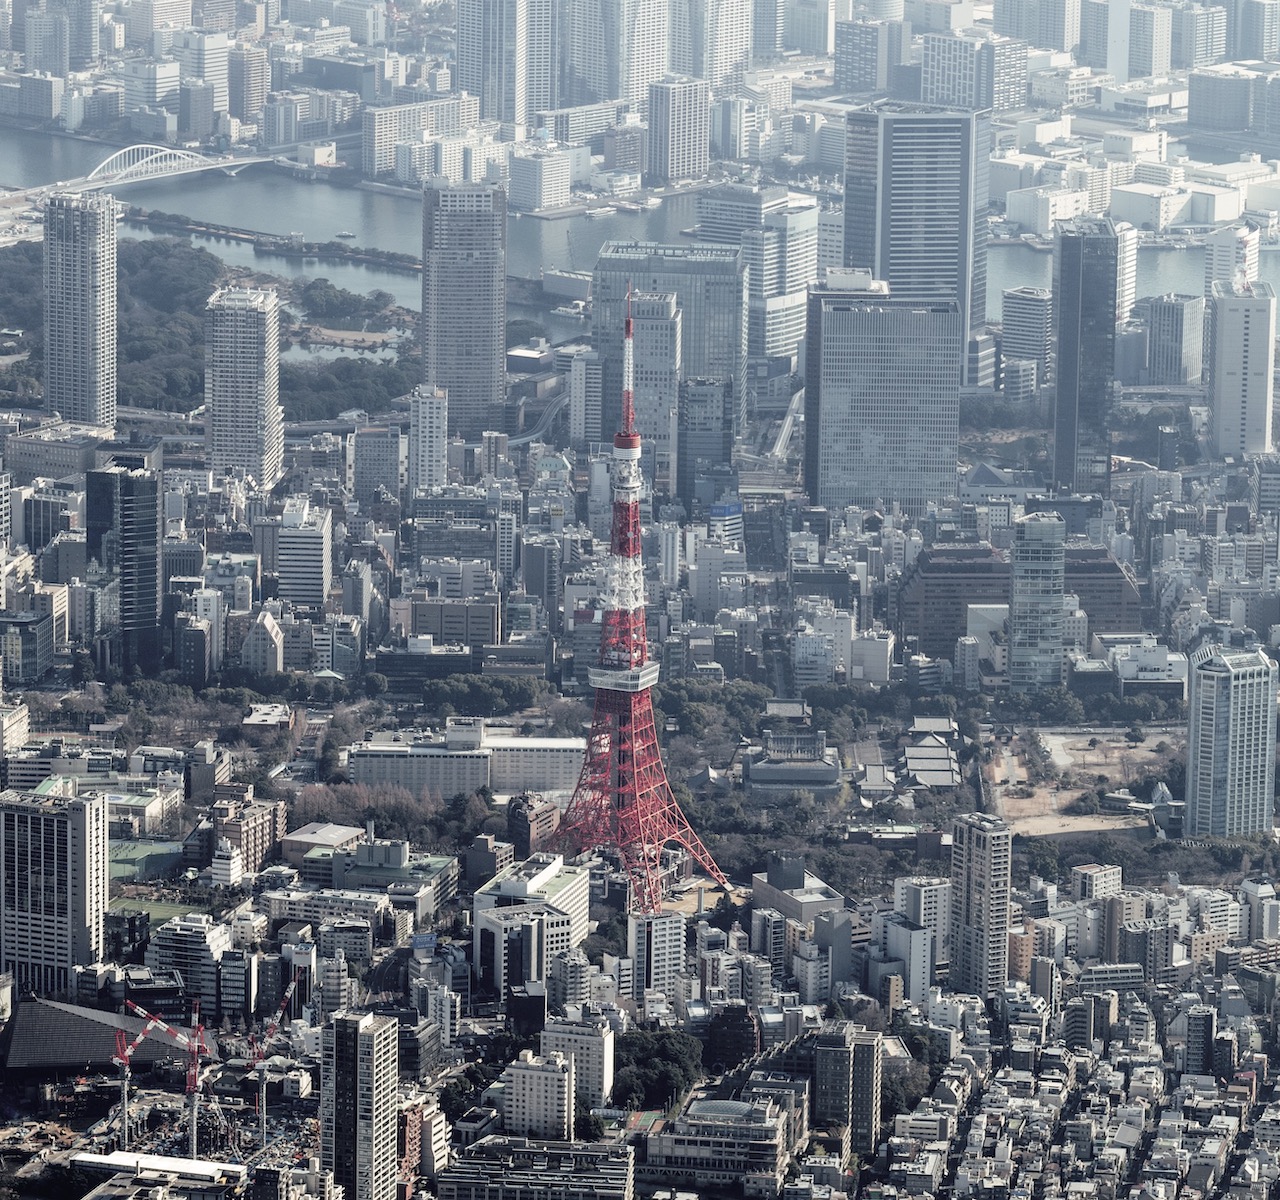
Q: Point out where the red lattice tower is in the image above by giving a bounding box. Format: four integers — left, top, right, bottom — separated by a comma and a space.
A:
556, 300, 729, 914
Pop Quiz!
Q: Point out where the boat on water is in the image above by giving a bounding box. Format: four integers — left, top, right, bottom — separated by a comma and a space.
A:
586, 206, 618, 218
334, 231, 356, 239
552, 301, 589, 318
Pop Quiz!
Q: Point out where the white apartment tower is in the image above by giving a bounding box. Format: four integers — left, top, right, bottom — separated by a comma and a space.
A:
627, 910, 685, 1000
43, 192, 117, 430
647, 76, 710, 186
558, 0, 670, 115
1211, 279, 1276, 459
407, 385, 448, 495
1187, 645, 1278, 838
456, 0, 554, 126
540, 1016, 615, 1108
321, 1011, 399, 1200
671, 0, 752, 92
1009, 512, 1066, 692
499, 1050, 574, 1140
949, 813, 1012, 999
0, 791, 108, 997
205, 287, 284, 491
894, 876, 951, 968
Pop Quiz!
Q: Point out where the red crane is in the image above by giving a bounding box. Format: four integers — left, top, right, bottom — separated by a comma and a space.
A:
111, 1010, 165, 1152
250, 969, 304, 1149
125, 999, 208, 1161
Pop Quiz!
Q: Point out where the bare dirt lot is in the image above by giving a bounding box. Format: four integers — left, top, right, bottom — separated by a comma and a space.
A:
987, 730, 1182, 838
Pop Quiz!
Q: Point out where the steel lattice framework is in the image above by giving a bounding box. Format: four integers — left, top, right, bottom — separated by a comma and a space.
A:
86, 144, 221, 183
556, 302, 728, 913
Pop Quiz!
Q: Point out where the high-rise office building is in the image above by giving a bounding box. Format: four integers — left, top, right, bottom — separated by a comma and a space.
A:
1204, 221, 1261, 295
949, 812, 1011, 999
788, 0, 835, 53
25, 8, 69, 74
593, 240, 748, 435
170, 27, 229, 110
753, 0, 784, 58
671, 0, 752, 92
457, 0, 555, 125
205, 287, 284, 491
1187, 644, 1278, 838
804, 272, 962, 516
646, 76, 710, 185
843, 102, 989, 344
834, 18, 912, 92
1009, 512, 1065, 692
1001, 286, 1052, 386
631, 292, 682, 494
677, 376, 734, 509
277, 496, 332, 607
43, 192, 117, 430
742, 203, 818, 364
321, 1010, 399, 1200
227, 42, 268, 119
1211, 279, 1276, 458
407, 385, 448, 495
557, 0, 669, 114
1052, 217, 1118, 495
349, 424, 404, 505
1145, 292, 1205, 385
86, 466, 160, 675
421, 180, 506, 441
0, 790, 107, 997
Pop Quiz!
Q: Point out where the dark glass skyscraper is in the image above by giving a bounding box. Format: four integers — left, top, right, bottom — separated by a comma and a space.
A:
86, 466, 160, 676
1052, 217, 1118, 495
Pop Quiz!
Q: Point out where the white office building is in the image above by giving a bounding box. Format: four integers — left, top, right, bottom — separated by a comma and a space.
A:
278, 497, 333, 607
408, 385, 448, 495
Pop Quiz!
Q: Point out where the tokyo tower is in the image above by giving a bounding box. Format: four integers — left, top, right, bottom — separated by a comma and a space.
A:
556, 300, 729, 914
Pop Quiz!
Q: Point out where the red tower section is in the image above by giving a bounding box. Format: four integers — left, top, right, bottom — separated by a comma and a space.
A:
556, 305, 729, 914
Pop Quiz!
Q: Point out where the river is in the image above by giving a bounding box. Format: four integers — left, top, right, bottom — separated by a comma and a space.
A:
2, 123, 1278, 323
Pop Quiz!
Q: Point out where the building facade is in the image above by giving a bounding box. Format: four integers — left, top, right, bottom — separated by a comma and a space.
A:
321, 1011, 400, 1200
949, 813, 1012, 999
1009, 512, 1066, 691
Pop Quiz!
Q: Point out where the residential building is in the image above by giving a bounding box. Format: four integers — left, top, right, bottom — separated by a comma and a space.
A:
1187, 645, 1278, 838
456, 0, 555, 126
205, 287, 284, 491
1009, 512, 1066, 692
1211, 279, 1276, 459
422, 181, 507, 441
145, 912, 231, 1017
628, 909, 685, 1000
671, 0, 752, 92
950, 813, 1012, 999
498, 1050, 574, 1140
43, 192, 117, 430
0, 789, 107, 997
408, 385, 448, 496
646, 76, 710, 186
321, 1010, 400, 1200
540, 1016, 614, 1108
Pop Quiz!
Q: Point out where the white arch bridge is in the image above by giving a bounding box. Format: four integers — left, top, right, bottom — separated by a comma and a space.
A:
73, 144, 274, 188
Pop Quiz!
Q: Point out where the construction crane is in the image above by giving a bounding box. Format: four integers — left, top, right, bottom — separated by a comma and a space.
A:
126, 999, 209, 1162
250, 969, 304, 1150
111, 1010, 165, 1152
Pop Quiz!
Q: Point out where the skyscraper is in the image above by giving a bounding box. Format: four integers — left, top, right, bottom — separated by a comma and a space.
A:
321, 1011, 399, 1200
557, 0, 669, 114
456, 0, 555, 125
843, 102, 989, 340
742, 202, 818, 365
1187, 644, 1278, 838
921, 31, 1029, 113
1204, 221, 1260, 295
43, 192, 117, 430
1145, 292, 1205, 385
421, 180, 506, 441
1211, 279, 1276, 459
227, 42, 269, 119
593, 240, 747, 436
1001, 286, 1053, 387
1053, 217, 1118, 495
86, 466, 161, 675
646, 76, 710, 185
630, 291, 682, 494
670, 0, 752, 92
812, 1022, 882, 1154
1009, 512, 1066, 692
804, 272, 962, 516
0, 791, 108, 996
949, 812, 1011, 999
205, 287, 284, 491
407, 385, 448, 495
